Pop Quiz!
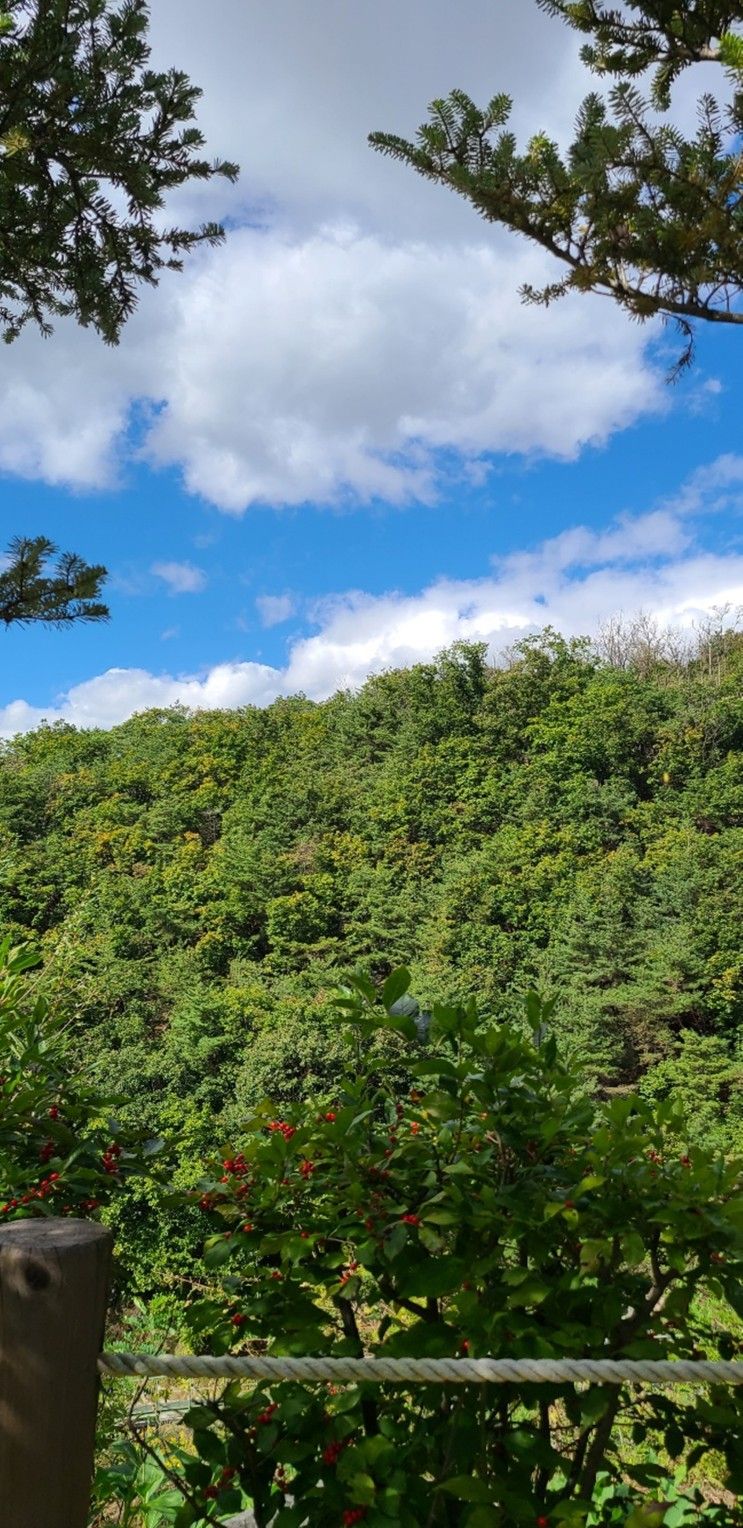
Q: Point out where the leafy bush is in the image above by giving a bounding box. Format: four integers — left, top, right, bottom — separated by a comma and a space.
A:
0, 937, 163, 1239
167, 973, 743, 1527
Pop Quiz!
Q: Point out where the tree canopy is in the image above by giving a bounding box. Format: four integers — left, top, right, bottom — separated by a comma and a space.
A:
0, 535, 108, 626
0, 0, 238, 343
2, 633, 742, 1519
370, 1, 743, 367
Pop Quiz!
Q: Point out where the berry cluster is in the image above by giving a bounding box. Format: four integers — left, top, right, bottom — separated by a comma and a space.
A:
342, 1509, 367, 1525
220, 1153, 252, 1197
268, 1120, 296, 1141
322, 1438, 348, 1466
1, 1170, 60, 1215
101, 1142, 122, 1175
202, 1465, 237, 1502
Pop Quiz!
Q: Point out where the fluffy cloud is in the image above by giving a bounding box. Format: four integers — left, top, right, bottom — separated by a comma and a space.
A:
0, 226, 664, 511
0, 0, 674, 511
146, 0, 587, 240
146, 228, 664, 511
4, 468, 741, 738
152, 561, 208, 595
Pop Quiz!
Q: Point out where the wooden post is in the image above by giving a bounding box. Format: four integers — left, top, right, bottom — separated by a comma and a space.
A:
0, 1217, 112, 1528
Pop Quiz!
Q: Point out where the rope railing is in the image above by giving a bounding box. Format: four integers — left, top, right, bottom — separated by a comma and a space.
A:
9, 1221, 743, 1528
99, 1352, 743, 1387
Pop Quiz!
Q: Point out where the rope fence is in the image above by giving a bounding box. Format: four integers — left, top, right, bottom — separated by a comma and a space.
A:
99, 1352, 743, 1387
6, 1221, 743, 1528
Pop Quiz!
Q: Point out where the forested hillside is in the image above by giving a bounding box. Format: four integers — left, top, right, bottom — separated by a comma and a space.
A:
2, 629, 742, 1163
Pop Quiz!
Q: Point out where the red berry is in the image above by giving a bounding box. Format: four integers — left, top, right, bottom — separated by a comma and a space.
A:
536, 1518, 549, 1527
324, 1111, 337, 1122
203, 1484, 219, 1500
48, 1106, 60, 1120
563, 1200, 575, 1210
242, 1222, 254, 1234
402, 1214, 420, 1226
230, 1313, 246, 1327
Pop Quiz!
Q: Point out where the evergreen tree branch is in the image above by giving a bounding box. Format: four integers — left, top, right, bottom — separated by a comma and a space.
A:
0, 535, 109, 626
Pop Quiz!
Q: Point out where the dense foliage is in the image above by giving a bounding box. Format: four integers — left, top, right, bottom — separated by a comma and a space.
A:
171, 974, 743, 1527
1, 630, 740, 1197
370, 2, 743, 365
2, 629, 742, 1522
0, 936, 161, 1236
0, 0, 238, 343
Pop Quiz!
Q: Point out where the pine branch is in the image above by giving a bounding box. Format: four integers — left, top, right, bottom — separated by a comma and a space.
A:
370, 5, 743, 366
0, 535, 109, 627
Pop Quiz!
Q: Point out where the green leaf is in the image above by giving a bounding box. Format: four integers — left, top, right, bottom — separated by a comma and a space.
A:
506, 1278, 549, 1307
382, 968, 412, 1009
621, 1232, 646, 1267
418, 1223, 445, 1253
385, 1222, 408, 1259
439, 1476, 494, 1504
183, 1406, 216, 1429
347, 1472, 376, 1506
194, 1428, 223, 1464
203, 1236, 234, 1269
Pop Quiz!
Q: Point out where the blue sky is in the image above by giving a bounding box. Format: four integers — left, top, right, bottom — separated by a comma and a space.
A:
1, 0, 742, 734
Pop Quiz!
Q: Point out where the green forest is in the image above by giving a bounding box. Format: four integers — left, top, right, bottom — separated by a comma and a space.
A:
3, 627, 742, 1212
4, 626, 743, 1523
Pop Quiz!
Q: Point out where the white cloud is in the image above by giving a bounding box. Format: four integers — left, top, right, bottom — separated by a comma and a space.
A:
663, 453, 743, 519
256, 594, 296, 628
0, 0, 674, 512
146, 228, 664, 512
0, 227, 664, 510
4, 466, 741, 737
146, 0, 588, 241
0, 662, 283, 737
151, 561, 207, 594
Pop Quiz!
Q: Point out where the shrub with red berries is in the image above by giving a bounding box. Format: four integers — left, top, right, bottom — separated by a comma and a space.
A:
175, 968, 743, 1526
0, 940, 165, 1228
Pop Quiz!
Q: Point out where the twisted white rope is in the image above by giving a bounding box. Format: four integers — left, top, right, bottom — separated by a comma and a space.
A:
99, 1353, 743, 1386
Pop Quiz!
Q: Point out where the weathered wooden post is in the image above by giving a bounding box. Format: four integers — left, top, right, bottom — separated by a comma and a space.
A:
0, 1218, 112, 1528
